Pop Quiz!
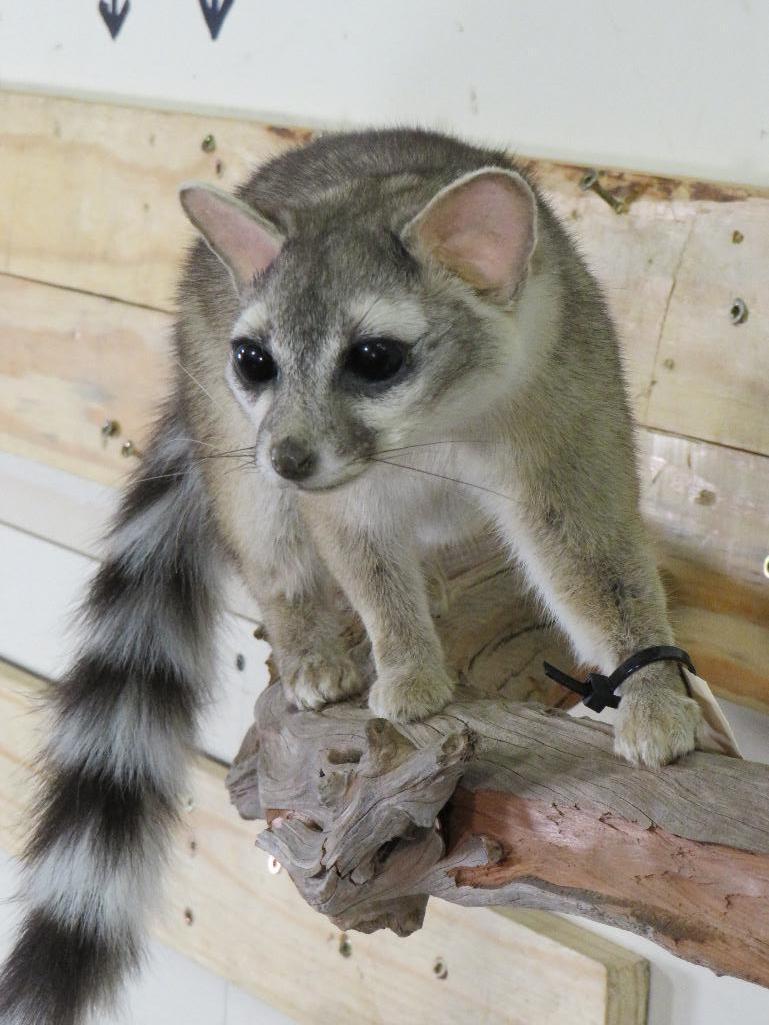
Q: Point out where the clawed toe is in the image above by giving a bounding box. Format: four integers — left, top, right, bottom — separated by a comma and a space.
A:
368, 663, 455, 723
282, 651, 364, 711
614, 684, 701, 768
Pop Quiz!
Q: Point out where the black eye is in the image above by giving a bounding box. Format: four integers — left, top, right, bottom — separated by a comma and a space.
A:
344, 337, 405, 383
233, 338, 277, 386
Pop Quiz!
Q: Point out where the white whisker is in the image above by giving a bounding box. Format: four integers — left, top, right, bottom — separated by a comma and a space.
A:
175, 358, 217, 407
371, 457, 513, 503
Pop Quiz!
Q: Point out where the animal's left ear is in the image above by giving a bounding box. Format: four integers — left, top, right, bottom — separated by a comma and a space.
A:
403, 168, 537, 303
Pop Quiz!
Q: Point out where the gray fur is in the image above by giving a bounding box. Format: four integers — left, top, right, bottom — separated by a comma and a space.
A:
0, 127, 700, 1024
180, 127, 699, 758
0, 414, 222, 1025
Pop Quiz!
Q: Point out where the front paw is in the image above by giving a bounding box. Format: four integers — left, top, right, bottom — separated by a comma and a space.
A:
282, 650, 364, 711
368, 662, 455, 723
614, 682, 702, 768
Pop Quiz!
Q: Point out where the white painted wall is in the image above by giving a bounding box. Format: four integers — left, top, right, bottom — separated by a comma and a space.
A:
1, 1, 768, 186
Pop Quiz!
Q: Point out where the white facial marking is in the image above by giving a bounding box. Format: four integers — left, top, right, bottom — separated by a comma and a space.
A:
225, 360, 274, 428
232, 299, 269, 340
349, 294, 428, 342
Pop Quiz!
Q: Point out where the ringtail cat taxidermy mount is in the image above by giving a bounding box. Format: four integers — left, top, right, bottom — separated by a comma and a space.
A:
1, 129, 702, 1024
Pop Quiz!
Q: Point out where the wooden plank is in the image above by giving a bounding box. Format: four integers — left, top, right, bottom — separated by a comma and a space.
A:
1, 90, 768, 453
535, 164, 769, 451
0, 274, 170, 485
540, 174, 692, 418
645, 201, 769, 455
639, 431, 769, 597
637, 430, 769, 707
0, 661, 647, 1025
0, 92, 306, 311
2, 271, 768, 598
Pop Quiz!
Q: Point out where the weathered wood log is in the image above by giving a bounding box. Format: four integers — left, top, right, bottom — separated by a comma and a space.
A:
225, 546, 769, 989
227, 684, 769, 988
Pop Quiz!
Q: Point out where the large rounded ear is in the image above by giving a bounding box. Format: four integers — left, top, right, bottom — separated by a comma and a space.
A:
179, 182, 284, 292
402, 168, 537, 304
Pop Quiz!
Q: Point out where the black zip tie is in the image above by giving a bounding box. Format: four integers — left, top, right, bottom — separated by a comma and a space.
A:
543, 645, 696, 712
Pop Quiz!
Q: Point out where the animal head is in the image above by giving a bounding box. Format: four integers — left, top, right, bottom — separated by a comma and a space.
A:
179, 146, 541, 491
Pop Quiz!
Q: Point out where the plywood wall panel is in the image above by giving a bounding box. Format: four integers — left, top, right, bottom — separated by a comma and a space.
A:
645, 201, 769, 455
0, 274, 171, 484
0, 92, 304, 310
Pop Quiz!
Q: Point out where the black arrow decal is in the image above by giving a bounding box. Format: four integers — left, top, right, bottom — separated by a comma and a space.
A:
98, 0, 130, 39
199, 0, 235, 40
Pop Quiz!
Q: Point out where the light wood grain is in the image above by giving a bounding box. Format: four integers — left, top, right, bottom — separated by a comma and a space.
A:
542, 177, 693, 417
0, 92, 306, 311
636, 430, 769, 708
645, 201, 769, 455
537, 165, 769, 452
0, 661, 647, 1025
0, 275, 170, 484
1, 90, 768, 453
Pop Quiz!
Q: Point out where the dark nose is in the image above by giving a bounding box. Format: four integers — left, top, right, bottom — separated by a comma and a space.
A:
270, 437, 316, 481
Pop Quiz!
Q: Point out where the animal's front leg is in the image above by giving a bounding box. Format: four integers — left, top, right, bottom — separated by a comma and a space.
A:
237, 522, 364, 711
309, 509, 455, 722
259, 583, 365, 710
494, 504, 701, 767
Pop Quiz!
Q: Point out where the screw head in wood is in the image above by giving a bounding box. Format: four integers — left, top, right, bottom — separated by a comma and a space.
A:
730, 298, 748, 325
100, 418, 120, 438
578, 168, 627, 213
201, 133, 216, 153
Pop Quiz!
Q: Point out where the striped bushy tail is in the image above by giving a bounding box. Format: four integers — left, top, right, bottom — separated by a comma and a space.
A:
0, 415, 222, 1025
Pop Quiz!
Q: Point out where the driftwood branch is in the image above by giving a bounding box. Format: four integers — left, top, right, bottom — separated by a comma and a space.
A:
226, 549, 769, 987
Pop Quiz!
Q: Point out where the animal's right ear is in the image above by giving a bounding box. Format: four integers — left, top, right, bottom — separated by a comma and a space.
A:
179, 183, 284, 292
